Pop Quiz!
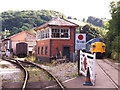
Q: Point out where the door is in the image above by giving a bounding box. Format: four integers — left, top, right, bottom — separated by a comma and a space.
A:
63, 46, 71, 59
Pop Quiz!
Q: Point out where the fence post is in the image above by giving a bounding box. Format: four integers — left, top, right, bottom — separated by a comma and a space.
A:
77, 50, 81, 76
93, 53, 96, 85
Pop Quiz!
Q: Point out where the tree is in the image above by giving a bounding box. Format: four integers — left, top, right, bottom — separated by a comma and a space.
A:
21, 26, 28, 30
1, 29, 10, 39
1, 10, 64, 36
87, 16, 104, 27
105, 1, 120, 60
81, 24, 100, 41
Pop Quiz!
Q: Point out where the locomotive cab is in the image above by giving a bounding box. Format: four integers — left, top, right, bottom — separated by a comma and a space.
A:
86, 38, 106, 59
91, 42, 105, 54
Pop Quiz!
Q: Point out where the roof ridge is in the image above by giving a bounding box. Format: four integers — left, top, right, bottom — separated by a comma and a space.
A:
34, 18, 56, 31
8, 30, 35, 39
34, 18, 79, 31
25, 30, 36, 37
8, 30, 26, 39
62, 18, 79, 26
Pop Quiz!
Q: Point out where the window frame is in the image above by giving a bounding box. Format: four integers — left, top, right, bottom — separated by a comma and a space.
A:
36, 28, 50, 40
51, 28, 70, 39
36, 27, 70, 40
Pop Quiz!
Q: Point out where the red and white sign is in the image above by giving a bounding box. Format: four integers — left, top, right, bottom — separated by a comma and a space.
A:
75, 33, 86, 50
78, 35, 83, 40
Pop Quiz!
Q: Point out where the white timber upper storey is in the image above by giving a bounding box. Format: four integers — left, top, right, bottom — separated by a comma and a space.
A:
35, 17, 79, 41
36, 27, 70, 40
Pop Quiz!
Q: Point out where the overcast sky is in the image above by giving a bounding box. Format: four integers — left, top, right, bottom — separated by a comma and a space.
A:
0, 0, 118, 20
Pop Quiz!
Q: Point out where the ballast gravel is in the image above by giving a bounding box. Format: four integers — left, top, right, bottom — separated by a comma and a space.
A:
40, 62, 78, 81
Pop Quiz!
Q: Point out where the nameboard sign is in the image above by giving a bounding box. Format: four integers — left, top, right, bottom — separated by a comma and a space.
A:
75, 33, 86, 50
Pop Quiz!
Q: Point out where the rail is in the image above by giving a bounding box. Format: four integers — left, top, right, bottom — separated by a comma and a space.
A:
2, 58, 29, 90
4, 58, 66, 90
15, 60, 29, 90
19, 59, 66, 90
97, 61, 120, 90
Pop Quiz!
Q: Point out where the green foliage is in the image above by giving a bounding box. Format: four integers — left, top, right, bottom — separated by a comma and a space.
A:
104, 21, 110, 30
111, 50, 118, 60
105, 1, 120, 60
95, 27, 108, 40
112, 36, 120, 53
81, 24, 107, 41
1, 30, 10, 39
68, 17, 106, 40
111, 36, 120, 60
1, 10, 64, 36
87, 16, 104, 28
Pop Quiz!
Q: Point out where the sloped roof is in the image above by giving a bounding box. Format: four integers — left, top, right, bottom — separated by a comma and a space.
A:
34, 17, 79, 31
8, 30, 35, 39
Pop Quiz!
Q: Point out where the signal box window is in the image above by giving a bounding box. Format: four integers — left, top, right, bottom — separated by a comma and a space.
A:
37, 29, 49, 40
52, 28, 69, 38
61, 29, 68, 38
52, 29, 60, 38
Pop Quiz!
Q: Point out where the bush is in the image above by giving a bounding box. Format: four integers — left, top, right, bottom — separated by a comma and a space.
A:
26, 54, 36, 62
111, 36, 120, 60
111, 50, 117, 60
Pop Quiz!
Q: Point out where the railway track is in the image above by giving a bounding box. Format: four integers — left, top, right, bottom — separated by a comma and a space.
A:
97, 59, 120, 90
2, 58, 29, 90
102, 59, 120, 71
3, 58, 66, 90
15, 59, 29, 90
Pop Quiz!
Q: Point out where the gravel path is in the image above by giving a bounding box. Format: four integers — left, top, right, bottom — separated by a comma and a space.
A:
40, 62, 78, 82
0, 59, 78, 88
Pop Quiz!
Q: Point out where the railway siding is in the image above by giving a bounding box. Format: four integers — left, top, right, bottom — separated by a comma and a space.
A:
0, 59, 24, 88
2, 58, 66, 89
1, 58, 119, 89
103, 59, 120, 71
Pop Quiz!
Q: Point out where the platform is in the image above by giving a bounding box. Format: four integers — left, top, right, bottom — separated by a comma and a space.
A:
63, 63, 117, 89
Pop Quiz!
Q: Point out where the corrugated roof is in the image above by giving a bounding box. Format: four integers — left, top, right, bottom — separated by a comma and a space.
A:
34, 17, 79, 31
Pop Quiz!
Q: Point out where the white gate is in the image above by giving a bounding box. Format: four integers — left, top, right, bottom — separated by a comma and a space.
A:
79, 50, 96, 85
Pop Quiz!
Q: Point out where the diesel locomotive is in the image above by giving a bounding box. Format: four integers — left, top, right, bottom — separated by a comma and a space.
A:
86, 38, 106, 58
